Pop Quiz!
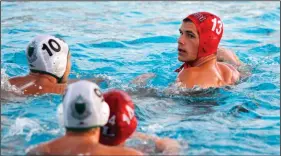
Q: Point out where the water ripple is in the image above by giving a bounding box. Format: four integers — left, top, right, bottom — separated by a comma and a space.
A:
123, 36, 177, 45
248, 82, 278, 91
225, 39, 260, 44
249, 44, 280, 54
239, 27, 276, 35
90, 41, 127, 48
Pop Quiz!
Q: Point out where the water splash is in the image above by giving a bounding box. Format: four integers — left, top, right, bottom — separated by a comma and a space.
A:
1, 68, 25, 102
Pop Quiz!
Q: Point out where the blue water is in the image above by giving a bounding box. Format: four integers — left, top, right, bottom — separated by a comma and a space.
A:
1, 1, 280, 155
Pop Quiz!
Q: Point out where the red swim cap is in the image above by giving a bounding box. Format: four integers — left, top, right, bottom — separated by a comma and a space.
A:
186, 12, 223, 59
100, 90, 137, 146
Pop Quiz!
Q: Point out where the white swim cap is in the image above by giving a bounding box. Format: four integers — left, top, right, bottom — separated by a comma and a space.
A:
26, 35, 69, 79
62, 80, 110, 129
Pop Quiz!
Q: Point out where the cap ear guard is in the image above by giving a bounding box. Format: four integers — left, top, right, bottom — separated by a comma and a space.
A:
61, 80, 110, 130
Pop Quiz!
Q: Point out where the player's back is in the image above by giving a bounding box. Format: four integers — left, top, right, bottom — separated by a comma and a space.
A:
27, 135, 143, 156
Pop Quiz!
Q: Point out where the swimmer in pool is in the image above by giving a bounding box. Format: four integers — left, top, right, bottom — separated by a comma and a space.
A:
6, 35, 107, 96
26, 80, 143, 155
8, 35, 71, 95
133, 12, 241, 89
100, 89, 182, 154
174, 12, 241, 88
57, 89, 181, 154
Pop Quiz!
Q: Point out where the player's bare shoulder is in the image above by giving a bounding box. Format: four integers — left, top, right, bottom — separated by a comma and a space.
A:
218, 62, 240, 84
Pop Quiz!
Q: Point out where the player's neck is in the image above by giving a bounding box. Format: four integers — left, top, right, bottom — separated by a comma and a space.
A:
65, 128, 100, 143
29, 72, 58, 83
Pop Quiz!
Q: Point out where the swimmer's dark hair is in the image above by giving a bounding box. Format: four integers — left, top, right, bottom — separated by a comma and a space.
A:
183, 18, 192, 22
65, 126, 99, 132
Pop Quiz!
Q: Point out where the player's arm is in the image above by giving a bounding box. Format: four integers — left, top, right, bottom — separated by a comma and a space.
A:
217, 47, 242, 66
132, 132, 181, 154
130, 73, 156, 86
68, 76, 109, 85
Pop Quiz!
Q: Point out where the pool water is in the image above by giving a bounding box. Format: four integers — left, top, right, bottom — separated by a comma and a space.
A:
1, 1, 280, 155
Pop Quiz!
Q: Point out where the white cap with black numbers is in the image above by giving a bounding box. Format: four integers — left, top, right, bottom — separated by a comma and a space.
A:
26, 35, 69, 79
62, 80, 110, 129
